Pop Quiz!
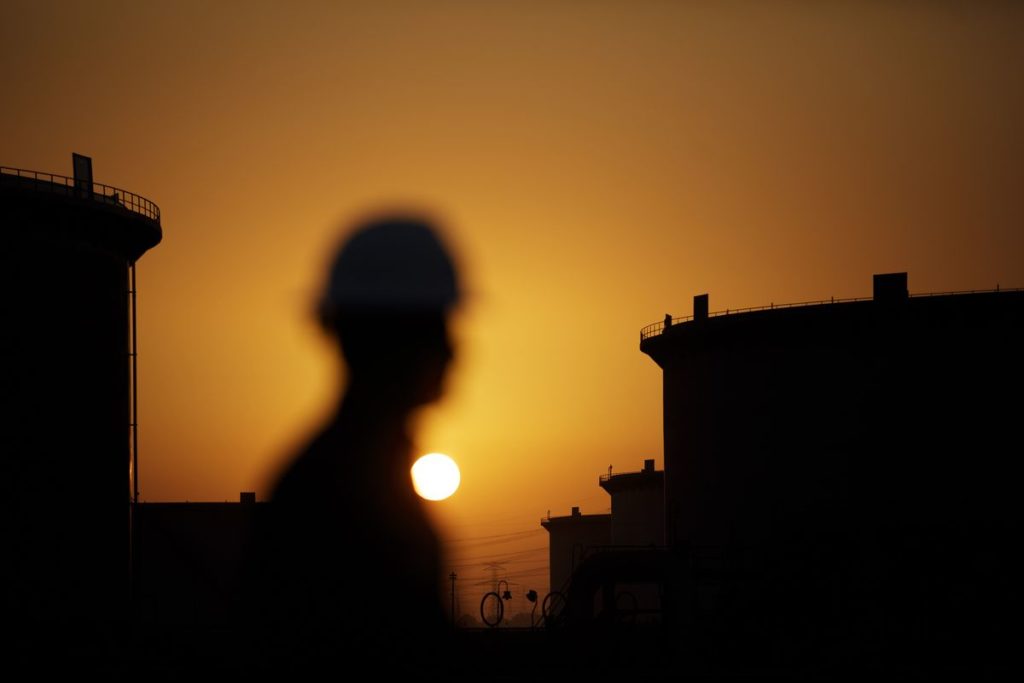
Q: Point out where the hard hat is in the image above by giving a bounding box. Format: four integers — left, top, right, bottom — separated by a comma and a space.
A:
319, 216, 460, 317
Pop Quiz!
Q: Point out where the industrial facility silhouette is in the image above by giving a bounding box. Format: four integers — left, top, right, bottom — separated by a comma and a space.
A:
540, 273, 1023, 675
4, 156, 1023, 676
2, 156, 161, 666
542, 459, 666, 631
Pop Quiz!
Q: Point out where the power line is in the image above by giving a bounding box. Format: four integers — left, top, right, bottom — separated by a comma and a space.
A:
456, 566, 550, 582
444, 535, 545, 553
449, 545, 547, 567
443, 528, 543, 545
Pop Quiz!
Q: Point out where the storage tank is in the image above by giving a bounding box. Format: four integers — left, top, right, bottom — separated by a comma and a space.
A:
599, 459, 664, 547
640, 273, 1024, 668
541, 507, 611, 596
0, 157, 161, 634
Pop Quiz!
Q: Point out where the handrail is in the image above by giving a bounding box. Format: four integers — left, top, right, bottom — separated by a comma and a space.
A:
640, 287, 1023, 342
905, 287, 1021, 298
0, 165, 160, 223
540, 512, 610, 524
598, 468, 658, 484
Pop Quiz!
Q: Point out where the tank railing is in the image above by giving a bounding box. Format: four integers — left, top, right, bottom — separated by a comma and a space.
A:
0, 166, 161, 223
906, 286, 1022, 299
640, 287, 1024, 341
599, 468, 658, 484
540, 512, 610, 524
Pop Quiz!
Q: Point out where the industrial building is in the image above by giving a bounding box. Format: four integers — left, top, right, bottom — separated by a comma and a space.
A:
541, 506, 610, 598
599, 458, 664, 547
1, 157, 162, 642
639, 273, 1024, 669
542, 459, 666, 625
133, 494, 264, 627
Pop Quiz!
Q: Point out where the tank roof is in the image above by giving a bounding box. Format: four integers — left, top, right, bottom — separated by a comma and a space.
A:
1, 164, 162, 261
641, 275, 1022, 349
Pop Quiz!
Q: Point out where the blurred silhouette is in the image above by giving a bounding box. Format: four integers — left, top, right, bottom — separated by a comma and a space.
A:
242, 216, 459, 673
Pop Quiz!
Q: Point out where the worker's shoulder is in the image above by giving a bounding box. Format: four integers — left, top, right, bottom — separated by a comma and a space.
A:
270, 435, 336, 498
269, 425, 381, 505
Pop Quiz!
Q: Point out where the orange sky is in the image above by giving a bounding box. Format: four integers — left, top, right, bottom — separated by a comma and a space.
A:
3, 1, 1023, 605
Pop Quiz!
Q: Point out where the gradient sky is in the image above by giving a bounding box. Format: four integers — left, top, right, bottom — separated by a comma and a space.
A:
4, 0, 1023, 604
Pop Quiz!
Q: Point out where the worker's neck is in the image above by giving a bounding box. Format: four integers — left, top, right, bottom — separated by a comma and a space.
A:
340, 376, 422, 423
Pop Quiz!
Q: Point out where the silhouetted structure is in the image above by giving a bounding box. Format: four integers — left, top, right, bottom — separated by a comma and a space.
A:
541, 462, 667, 630
640, 273, 1024, 673
134, 494, 264, 627
599, 459, 664, 547
1, 158, 161, 655
541, 507, 611, 598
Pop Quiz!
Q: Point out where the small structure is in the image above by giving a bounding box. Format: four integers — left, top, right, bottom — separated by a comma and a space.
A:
540, 507, 610, 596
134, 493, 265, 626
599, 458, 664, 547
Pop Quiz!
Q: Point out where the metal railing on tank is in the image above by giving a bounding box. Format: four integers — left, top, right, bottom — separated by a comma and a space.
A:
0, 165, 161, 223
639, 287, 1022, 342
599, 467, 657, 484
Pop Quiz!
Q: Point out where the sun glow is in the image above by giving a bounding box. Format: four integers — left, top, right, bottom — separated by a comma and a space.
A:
411, 453, 461, 501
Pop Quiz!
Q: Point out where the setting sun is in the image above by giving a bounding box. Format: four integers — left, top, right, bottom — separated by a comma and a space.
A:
411, 453, 461, 501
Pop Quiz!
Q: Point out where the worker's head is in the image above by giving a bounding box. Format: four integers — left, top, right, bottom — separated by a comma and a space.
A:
318, 215, 460, 406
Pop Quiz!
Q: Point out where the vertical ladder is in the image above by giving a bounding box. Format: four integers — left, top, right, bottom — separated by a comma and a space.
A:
128, 261, 139, 603
129, 261, 139, 504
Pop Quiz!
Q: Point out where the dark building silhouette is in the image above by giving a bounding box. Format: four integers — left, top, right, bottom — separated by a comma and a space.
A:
640, 273, 1024, 672
133, 494, 264, 628
541, 507, 611, 597
1, 158, 161, 648
599, 459, 665, 547
594, 460, 666, 626
541, 462, 667, 630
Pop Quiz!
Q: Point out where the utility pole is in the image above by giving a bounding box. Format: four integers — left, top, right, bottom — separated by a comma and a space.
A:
449, 571, 457, 625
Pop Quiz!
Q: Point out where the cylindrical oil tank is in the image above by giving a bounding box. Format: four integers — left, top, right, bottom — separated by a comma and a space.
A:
641, 279, 1024, 668
599, 459, 664, 547
0, 167, 161, 636
541, 507, 611, 596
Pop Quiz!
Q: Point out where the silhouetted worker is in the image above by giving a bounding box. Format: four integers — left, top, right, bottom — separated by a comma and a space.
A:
243, 216, 459, 674
664, 313, 672, 328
